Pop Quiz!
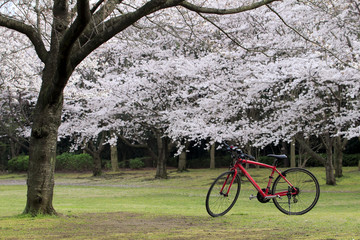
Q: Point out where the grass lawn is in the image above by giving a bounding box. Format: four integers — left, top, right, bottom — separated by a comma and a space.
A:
0, 167, 359, 239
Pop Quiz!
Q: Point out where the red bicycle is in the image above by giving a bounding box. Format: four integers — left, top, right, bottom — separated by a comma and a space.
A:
206, 144, 320, 217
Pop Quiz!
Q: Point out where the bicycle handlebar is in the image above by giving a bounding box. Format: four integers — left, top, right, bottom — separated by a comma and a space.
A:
223, 142, 256, 161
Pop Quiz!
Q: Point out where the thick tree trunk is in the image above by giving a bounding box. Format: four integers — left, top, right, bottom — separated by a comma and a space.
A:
23, 0, 73, 215
24, 91, 63, 216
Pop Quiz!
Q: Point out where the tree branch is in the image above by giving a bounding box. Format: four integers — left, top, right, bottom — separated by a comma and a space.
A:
78, 0, 124, 47
0, 14, 48, 63
60, 0, 91, 69
295, 135, 325, 164
118, 135, 147, 149
197, 12, 270, 57
180, 0, 280, 14
71, 0, 183, 68
266, 4, 358, 70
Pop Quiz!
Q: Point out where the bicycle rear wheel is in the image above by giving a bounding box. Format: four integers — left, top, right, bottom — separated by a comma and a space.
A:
272, 168, 320, 215
206, 171, 241, 217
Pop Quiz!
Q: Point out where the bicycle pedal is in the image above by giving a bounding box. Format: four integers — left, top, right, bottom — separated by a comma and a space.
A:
249, 194, 256, 200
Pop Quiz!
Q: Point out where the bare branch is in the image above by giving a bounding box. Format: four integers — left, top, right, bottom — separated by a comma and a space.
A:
180, 0, 280, 15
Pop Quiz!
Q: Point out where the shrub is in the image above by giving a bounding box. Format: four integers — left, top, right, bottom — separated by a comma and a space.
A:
343, 154, 360, 166
56, 152, 93, 171
129, 158, 145, 169
119, 160, 128, 168
7, 155, 29, 172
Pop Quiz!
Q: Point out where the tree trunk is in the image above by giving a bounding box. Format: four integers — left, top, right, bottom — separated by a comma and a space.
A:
325, 147, 336, 185
296, 135, 336, 185
155, 135, 168, 179
24, 91, 63, 216
281, 142, 290, 167
209, 143, 215, 169
9, 139, 20, 159
290, 137, 296, 168
92, 152, 102, 176
23, 0, 77, 215
334, 136, 346, 178
178, 142, 189, 172
85, 132, 106, 176
110, 144, 119, 172
323, 133, 336, 185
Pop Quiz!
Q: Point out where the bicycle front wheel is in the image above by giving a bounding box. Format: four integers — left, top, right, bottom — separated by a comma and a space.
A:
206, 171, 241, 217
272, 168, 320, 215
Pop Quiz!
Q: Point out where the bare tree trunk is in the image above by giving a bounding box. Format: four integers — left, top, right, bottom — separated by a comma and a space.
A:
290, 137, 296, 167
178, 142, 189, 172
85, 132, 106, 177
210, 143, 215, 169
24, 91, 63, 216
323, 133, 336, 185
334, 136, 347, 178
245, 145, 252, 169
110, 144, 119, 172
9, 140, 19, 159
281, 142, 290, 167
23, 0, 90, 215
155, 134, 168, 179
92, 152, 102, 176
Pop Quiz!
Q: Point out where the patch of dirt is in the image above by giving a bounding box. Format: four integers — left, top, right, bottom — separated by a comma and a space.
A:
35, 212, 223, 240
26, 212, 295, 240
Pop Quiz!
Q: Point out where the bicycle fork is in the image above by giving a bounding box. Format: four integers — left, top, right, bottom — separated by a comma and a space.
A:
220, 169, 238, 197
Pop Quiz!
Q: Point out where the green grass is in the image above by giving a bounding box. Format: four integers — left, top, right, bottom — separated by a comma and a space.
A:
0, 167, 359, 239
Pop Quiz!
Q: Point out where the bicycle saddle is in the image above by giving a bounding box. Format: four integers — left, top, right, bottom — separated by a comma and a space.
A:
267, 154, 287, 159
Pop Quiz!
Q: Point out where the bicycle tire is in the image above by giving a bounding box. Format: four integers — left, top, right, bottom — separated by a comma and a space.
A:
272, 168, 320, 215
206, 171, 241, 217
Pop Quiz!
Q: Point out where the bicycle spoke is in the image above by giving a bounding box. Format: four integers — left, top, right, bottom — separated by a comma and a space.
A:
206, 171, 241, 217
272, 168, 320, 215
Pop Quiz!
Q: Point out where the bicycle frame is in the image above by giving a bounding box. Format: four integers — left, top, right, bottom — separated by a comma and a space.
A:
223, 158, 298, 199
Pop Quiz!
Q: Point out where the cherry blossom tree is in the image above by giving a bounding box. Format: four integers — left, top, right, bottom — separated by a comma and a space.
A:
60, 0, 360, 185
1, 0, 281, 215
165, 0, 360, 185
